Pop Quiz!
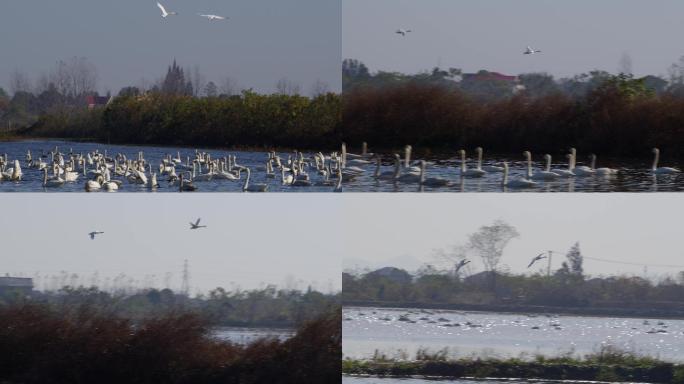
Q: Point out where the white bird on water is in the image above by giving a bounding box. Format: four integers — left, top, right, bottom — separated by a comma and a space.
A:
524, 46, 541, 55
198, 13, 227, 21
157, 2, 178, 18
89, 231, 104, 240
189, 218, 207, 230
396, 29, 411, 36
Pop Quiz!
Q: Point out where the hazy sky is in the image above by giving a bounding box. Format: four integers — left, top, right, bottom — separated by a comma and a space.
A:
0, 0, 341, 95
2, 194, 342, 294
341, 194, 684, 280
343, 0, 684, 78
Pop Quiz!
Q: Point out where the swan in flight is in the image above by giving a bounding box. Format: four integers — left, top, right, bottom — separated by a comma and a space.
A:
189, 218, 206, 230
527, 253, 547, 268
198, 13, 227, 21
157, 2, 178, 18
651, 148, 680, 174
89, 231, 104, 240
454, 259, 470, 273
524, 46, 541, 55
396, 29, 412, 36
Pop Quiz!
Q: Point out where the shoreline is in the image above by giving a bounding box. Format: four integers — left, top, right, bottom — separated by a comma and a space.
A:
0, 136, 668, 163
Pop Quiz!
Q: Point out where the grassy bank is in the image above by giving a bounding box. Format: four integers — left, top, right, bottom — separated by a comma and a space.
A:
343, 347, 684, 383
0, 302, 341, 384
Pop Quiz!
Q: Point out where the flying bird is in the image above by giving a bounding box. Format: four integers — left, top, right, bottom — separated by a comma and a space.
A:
198, 13, 227, 21
454, 259, 471, 273
157, 2, 178, 18
189, 218, 207, 229
527, 253, 547, 268
396, 29, 412, 36
89, 231, 104, 240
524, 46, 541, 55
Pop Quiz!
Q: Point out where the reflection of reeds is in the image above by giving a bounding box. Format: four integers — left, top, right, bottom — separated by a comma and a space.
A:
343, 83, 684, 158
0, 303, 341, 383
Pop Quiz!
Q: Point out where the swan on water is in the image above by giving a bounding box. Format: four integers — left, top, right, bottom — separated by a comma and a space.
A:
243, 168, 268, 192
189, 218, 207, 230
42, 168, 64, 188
419, 160, 450, 187
476, 147, 504, 172
501, 162, 536, 189
551, 154, 575, 177
568, 148, 595, 176
530, 153, 560, 180
178, 173, 197, 192
333, 168, 343, 192
157, 2, 178, 18
458, 150, 486, 178
589, 154, 618, 175
651, 148, 680, 174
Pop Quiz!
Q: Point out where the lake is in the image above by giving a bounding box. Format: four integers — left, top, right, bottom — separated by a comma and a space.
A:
343, 307, 684, 362
212, 326, 293, 344
0, 140, 681, 192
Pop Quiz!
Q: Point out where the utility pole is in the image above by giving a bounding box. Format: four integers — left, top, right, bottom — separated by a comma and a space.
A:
546, 250, 553, 278
181, 259, 190, 296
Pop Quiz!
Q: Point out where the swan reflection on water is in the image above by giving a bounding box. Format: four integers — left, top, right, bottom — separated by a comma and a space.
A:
0, 141, 681, 192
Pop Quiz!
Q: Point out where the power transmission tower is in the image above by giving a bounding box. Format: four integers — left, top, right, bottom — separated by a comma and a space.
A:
181, 259, 190, 296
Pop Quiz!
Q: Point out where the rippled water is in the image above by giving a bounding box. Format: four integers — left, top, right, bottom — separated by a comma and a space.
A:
0, 140, 682, 192
343, 307, 684, 362
212, 326, 293, 344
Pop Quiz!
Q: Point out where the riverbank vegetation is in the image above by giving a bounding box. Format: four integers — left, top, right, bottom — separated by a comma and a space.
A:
0, 302, 340, 384
1, 284, 339, 328
343, 346, 684, 383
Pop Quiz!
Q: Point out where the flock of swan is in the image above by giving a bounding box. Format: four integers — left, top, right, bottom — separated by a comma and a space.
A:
0, 143, 678, 192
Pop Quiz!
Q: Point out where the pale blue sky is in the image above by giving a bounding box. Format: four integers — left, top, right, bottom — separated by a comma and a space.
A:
0, 0, 341, 94
343, 0, 684, 78
342, 194, 684, 280
1, 194, 342, 294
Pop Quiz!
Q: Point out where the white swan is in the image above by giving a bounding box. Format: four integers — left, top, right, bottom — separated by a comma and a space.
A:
476, 147, 504, 172
419, 160, 450, 187
458, 150, 485, 178
651, 148, 680, 174
524, 46, 541, 55
501, 162, 536, 189
530, 153, 560, 180
243, 168, 267, 192
198, 13, 227, 20
551, 154, 575, 177
589, 154, 618, 175
374, 156, 400, 180
42, 168, 64, 188
568, 148, 595, 177
85, 175, 103, 192
333, 168, 343, 192
157, 2, 178, 18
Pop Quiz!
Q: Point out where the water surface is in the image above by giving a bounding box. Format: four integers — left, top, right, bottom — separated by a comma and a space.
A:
343, 307, 684, 362
0, 140, 681, 192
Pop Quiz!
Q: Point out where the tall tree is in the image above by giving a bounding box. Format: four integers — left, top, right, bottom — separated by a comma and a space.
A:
467, 220, 519, 274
